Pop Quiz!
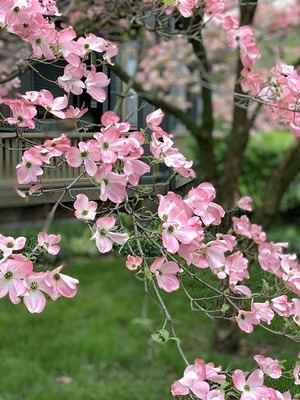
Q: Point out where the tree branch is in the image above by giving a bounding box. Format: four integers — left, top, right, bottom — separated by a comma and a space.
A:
189, 22, 218, 184
255, 139, 300, 227
219, 0, 258, 207
110, 63, 200, 134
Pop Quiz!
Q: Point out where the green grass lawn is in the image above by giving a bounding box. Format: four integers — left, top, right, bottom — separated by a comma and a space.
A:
0, 255, 298, 400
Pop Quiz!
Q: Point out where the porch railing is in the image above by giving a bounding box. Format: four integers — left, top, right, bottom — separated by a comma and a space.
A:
0, 130, 174, 208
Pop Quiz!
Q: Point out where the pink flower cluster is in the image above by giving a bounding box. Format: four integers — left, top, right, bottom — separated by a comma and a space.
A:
172, 355, 298, 399
149, 109, 195, 177
171, 358, 225, 399
16, 109, 194, 201
225, 21, 261, 69
232, 215, 300, 296
0, 233, 78, 313
236, 297, 300, 334
261, 64, 300, 138
0, 0, 117, 128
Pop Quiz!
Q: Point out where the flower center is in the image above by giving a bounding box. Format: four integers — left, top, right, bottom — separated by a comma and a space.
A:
167, 225, 175, 233
30, 281, 38, 290
4, 271, 13, 280
6, 242, 14, 248
99, 228, 107, 237
25, 162, 32, 169
82, 210, 89, 216
53, 273, 60, 281
17, 115, 24, 122
81, 151, 88, 158
244, 385, 250, 392
162, 213, 168, 221
102, 142, 109, 150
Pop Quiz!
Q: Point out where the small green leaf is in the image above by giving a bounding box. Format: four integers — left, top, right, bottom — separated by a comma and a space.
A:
221, 304, 230, 314
151, 328, 170, 344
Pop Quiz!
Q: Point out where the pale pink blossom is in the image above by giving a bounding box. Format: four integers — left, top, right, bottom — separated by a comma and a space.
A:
74, 194, 97, 221
45, 265, 79, 298
125, 256, 143, 271
23, 272, 54, 313
232, 369, 268, 400
252, 302, 274, 325
38, 232, 61, 255
6, 100, 37, 129
85, 66, 110, 102
0, 235, 26, 257
291, 298, 300, 326
94, 164, 127, 204
16, 151, 43, 184
271, 295, 293, 317
57, 64, 85, 95
254, 355, 282, 379
65, 140, 101, 176
0, 254, 33, 304
91, 217, 129, 253
15, 183, 43, 198
237, 196, 253, 212
150, 257, 180, 292
37, 89, 68, 118
293, 364, 300, 385
186, 183, 224, 226
235, 310, 260, 333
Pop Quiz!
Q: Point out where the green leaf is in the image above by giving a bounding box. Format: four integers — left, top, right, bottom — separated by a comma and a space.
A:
151, 328, 170, 344
221, 304, 230, 314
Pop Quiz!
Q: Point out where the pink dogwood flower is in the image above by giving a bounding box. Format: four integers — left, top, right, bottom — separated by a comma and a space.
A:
64, 105, 88, 119
161, 208, 199, 254
94, 164, 127, 204
123, 158, 150, 186
38, 232, 61, 255
15, 183, 43, 198
65, 140, 101, 176
0, 235, 26, 257
6, 100, 37, 129
16, 151, 43, 184
85, 66, 110, 102
186, 183, 224, 226
45, 265, 79, 298
146, 108, 165, 131
74, 194, 97, 221
232, 369, 268, 400
150, 257, 180, 292
291, 298, 300, 327
38, 89, 68, 118
271, 295, 293, 317
293, 364, 300, 385
254, 355, 282, 379
91, 217, 129, 253
235, 310, 260, 333
23, 272, 54, 313
57, 64, 85, 95
252, 302, 274, 325
237, 196, 253, 212
0, 254, 33, 304
125, 255, 143, 271
171, 365, 210, 398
